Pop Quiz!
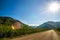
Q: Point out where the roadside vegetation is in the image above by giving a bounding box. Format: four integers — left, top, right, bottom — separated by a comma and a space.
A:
0, 23, 47, 38
54, 28, 60, 35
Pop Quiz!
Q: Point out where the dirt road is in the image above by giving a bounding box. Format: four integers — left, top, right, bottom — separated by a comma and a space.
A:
10, 30, 59, 40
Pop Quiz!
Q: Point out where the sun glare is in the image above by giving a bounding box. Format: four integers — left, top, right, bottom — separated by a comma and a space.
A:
48, 2, 59, 13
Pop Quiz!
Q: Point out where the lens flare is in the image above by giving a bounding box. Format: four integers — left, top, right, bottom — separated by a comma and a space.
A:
12, 25, 15, 30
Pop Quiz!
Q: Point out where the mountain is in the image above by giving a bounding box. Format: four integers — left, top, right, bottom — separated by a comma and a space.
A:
0, 16, 16, 24
55, 22, 60, 27
0, 16, 30, 30
37, 21, 60, 30
0, 16, 24, 24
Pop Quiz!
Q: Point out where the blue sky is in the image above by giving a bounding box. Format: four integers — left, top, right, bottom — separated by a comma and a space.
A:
0, 0, 60, 26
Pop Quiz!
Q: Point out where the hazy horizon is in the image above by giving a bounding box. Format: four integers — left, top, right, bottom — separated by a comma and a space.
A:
0, 0, 60, 26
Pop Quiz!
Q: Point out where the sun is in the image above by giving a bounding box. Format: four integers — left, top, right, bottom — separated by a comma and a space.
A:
48, 2, 59, 13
